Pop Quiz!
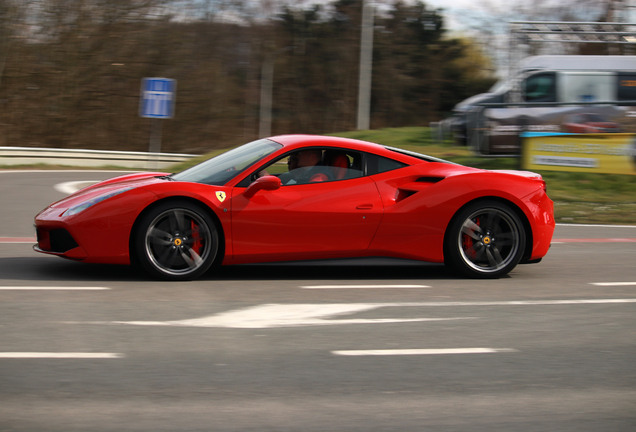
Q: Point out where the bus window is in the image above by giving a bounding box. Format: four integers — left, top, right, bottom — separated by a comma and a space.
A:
559, 72, 614, 102
618, 73, 636, 101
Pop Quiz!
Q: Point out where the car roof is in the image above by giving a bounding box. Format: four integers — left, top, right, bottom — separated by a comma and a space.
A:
268, 134, 383, 150
267, 134, 418, 162
268, 134, 454, 166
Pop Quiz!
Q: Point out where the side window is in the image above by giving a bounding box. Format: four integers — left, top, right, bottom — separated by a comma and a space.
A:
250, 148, 364, 186
618, 73, 636, 101
524, 72, 556, 103
366, 154, 407, 175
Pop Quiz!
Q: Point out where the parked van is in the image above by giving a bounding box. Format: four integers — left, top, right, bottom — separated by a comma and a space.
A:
451, 55, 636, 153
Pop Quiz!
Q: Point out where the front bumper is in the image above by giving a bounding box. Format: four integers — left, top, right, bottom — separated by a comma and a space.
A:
33, 188, 157, 265
34, 226, 87, 260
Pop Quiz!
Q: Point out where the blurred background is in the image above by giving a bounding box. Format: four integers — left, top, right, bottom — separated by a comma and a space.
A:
0, 0, 634, 154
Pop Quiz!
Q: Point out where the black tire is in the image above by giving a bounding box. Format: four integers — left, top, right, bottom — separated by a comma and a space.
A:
134, 201, 220, 281
445, 200, 525, 279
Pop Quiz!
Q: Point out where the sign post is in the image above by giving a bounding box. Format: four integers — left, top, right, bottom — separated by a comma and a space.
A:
139, 78, 176, 169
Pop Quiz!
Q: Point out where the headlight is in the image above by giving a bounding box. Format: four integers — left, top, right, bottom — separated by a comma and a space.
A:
63, 187, 133, 216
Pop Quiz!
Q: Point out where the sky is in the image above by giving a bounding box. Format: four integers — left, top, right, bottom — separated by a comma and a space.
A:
366, 0, 505, 33
421, 0, 485, 32
251, 0, 636, 48
417, 0, 636, 31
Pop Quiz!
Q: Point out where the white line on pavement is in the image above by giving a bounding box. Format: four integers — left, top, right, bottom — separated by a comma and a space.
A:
0, 170, 137, 174
332, 348, 518, 356
113, 301, 476, 329
107, 299, 636, 329
591, 282, 636, 287
300, 284, 430, 289
391, 299, 636, 306
0, 353, 122, 359
54, 181, 99, 194
0, 286, 110, 290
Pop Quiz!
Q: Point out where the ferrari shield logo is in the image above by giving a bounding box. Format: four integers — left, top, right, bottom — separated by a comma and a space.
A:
215, 191, 226, 202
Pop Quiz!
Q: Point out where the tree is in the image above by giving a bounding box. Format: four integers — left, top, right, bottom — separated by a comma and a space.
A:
0, 0, 497, 151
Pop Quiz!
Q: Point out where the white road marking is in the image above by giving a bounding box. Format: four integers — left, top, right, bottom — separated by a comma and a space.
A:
54, 181, 99, 195
332, 348, 518, 356
390, 299, 636, 306
111, 303, 477, 329
0, 286, 110, 290
0, 170, 137, 174
106, 298, 636, 329
301, 284, 430, 289
0, 353, 122, 359
591, 282, 636, 287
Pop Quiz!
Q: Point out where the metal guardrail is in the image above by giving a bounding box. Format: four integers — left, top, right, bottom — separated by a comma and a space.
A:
0, 147, 197, 170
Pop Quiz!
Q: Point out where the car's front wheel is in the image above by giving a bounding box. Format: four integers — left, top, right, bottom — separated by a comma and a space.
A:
134, 201, 219, 280
445, 200, 525, 279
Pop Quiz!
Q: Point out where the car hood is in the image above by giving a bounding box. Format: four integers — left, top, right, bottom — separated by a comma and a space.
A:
49, 172, 167, 209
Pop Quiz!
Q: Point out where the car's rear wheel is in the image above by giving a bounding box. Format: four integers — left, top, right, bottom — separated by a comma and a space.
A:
135, 201, 219, 280
445, 200, 525, 279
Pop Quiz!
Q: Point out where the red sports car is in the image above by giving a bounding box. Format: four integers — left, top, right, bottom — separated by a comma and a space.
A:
562, 113, 621, 133
34, 135, 554, 280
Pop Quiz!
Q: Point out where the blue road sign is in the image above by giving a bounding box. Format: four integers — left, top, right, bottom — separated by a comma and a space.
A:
139, 78, 176, 119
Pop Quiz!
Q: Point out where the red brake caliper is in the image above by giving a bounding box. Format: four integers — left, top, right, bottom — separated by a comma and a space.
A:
462, 217, 480, 259
191, 220, 202, 256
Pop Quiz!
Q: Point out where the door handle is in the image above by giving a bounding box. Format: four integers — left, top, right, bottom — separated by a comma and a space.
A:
356, 204, 374, 210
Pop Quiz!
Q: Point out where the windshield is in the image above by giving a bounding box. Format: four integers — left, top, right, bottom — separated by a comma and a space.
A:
488, 80, 508, 94
171, 139, 283, 185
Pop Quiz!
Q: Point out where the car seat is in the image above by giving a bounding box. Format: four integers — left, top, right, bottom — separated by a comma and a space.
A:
323, 151, 349, 180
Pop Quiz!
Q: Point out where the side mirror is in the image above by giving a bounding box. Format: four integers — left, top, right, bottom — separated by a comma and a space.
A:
243, 175, 282, 198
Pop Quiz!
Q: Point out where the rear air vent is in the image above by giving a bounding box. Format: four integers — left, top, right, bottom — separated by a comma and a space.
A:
395, 177, 445, 203
416, 176, 444, 183
396, 189, 417, 202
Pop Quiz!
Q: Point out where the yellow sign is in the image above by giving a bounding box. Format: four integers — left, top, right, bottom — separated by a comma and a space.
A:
215, 191, 226, 202
522, 133, 636, 175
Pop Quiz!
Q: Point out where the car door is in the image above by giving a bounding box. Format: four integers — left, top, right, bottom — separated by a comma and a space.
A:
230, 176, 384, 263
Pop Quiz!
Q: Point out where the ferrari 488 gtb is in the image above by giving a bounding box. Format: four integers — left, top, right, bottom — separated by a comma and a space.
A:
34, 135, 554, 280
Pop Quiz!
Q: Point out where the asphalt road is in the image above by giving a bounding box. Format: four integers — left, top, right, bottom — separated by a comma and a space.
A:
1, 170, 635, 431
